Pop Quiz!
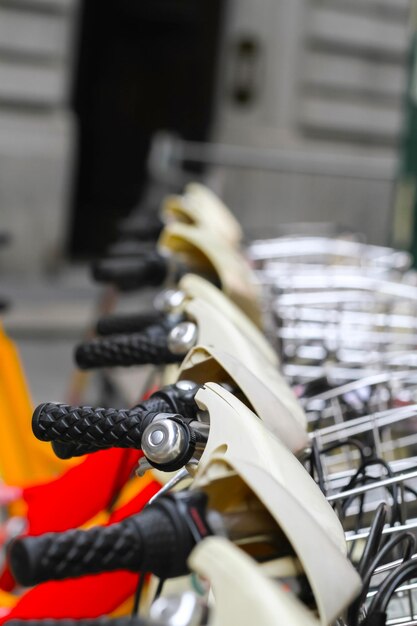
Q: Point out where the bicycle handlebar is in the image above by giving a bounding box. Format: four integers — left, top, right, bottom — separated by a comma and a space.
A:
106, 240, 154, 258
96, 311, 163, 336
74, 325, 182, 370
0, 232, 11, 246
0, 298, 9, 312
33, 398, 170, 450
32, 382, 200, 457
92, 253, 168, 291
10, 492, 209, 586
51, 439, 99, 459
117, 214, 163, 241
10, 507, 187, 585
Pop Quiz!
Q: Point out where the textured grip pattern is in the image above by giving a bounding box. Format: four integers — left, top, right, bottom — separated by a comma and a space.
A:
33, 396, 173, 451
33, 404, 145, 448
74, 327, 181, 370
96, 311, 163, 336
10, 505, 190, 585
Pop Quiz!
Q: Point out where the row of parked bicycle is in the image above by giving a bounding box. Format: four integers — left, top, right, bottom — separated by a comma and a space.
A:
0, 183, 416, 626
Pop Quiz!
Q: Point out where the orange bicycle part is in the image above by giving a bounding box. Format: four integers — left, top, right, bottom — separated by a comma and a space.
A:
0, 324, 80, 486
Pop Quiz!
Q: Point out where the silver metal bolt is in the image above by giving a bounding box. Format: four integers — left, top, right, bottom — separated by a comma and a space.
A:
142, 419, 188, 465
154, 288, 185, 313
168, 321, 198, 355
176, 380, 198, 392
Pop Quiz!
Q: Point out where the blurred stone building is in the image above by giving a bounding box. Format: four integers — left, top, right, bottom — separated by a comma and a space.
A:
0, 0, 77, 273
214, 0, 410, 242
0, 0, 412, 273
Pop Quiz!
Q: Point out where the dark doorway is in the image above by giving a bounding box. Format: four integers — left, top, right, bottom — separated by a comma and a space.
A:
69, 0, 225, 258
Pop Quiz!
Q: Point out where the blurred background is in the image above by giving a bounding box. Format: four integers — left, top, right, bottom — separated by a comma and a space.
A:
0, 0, 416, 402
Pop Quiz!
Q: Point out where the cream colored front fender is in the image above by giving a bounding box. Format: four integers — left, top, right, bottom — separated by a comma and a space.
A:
158, 222, 261, 326
192, 383, 361, 626
179, 273, 277, 366
179, 346, 307, 453
162, 183, 243, 247
189, 537, 321, 626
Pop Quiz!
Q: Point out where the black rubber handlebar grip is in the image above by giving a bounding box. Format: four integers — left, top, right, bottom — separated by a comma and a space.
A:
10, 501, 195, 585
51, 440, 98, 459
0, 298, 9, 312
106, 240, 154, 258
32, 394, 172, 450
118, 214, 163, 241
96, 311, 163, 336
32, 404, 145, 449
6, 619, 152, 626
0, 232, 11, 246
33, 382, 200, 459
92, 253, 168, 291
74, 326, 182, 370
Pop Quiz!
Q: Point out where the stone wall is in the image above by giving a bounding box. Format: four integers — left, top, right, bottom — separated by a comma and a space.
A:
0, 0, 78, 274
213, 0, 410, 243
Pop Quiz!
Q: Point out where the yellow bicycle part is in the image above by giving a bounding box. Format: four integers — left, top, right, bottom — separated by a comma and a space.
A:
0, 324, 80, 486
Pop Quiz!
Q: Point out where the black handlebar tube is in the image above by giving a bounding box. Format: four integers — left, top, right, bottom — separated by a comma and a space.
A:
9, 492, 210, 586
32, 383, 200, 457
96, 311, 164, 336
74, 323, 182, 370
92, 253, 169, 291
